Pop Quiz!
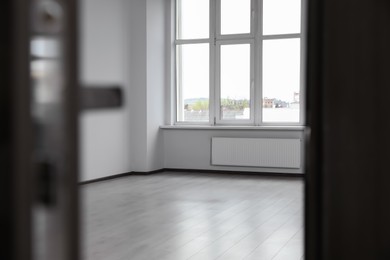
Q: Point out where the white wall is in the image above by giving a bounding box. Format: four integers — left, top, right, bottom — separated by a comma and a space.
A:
128, 0, 166, 172
80, 0, 166, 180
79, 0, 132, 181
163, 129, 305, 174
146, 0, 166, 170
127, 0, 148, 171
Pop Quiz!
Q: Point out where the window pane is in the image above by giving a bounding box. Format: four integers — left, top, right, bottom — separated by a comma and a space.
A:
220, 44, 251, 120
221, 0, 251, 35
262, 38, 300, 123
176, 0, 209, 39
177, 44, 209, 122
263, 0, 301, 35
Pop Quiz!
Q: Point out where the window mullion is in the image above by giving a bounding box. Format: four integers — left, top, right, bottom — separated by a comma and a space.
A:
214, 0, 221, 124
210, 0, 217, 125
252, 0, 260, 126
175, 39, 211, 45
177, 45, 183, 122
262, 33, 301, 40
256, 0, 264, 125
300, 0, 307, 126
250, 42, 255, 124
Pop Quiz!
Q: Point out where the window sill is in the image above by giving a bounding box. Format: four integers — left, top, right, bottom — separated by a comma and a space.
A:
160, 125, 305, 131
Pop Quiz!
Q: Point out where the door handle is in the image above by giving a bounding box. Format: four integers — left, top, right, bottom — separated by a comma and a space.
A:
80, 85, 123, 110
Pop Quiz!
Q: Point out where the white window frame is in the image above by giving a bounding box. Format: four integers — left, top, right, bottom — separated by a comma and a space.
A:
173, 0, 306, 126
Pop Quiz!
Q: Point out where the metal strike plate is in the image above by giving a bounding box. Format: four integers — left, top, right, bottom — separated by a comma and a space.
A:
35, 160, 57, 207
33, 1, 64, 34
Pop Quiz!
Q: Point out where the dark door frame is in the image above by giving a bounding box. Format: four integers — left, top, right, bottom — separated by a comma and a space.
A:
305, 0, 390, 259
1, 0, 32, 259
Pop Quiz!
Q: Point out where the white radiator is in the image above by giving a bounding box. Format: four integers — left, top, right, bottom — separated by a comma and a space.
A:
211, 137, 301, 169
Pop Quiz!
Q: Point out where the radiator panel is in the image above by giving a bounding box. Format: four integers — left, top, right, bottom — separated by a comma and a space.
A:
211, 137, 301, 168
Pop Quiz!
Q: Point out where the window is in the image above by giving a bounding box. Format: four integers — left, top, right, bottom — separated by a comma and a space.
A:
175, 0, 304, 125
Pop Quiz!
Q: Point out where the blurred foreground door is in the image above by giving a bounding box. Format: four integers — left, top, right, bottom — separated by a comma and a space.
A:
306, 0, 390, 259
1, 0, 79, 259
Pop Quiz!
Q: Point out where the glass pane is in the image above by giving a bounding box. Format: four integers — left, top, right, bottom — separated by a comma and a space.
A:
262, 38, 300, 123
31, 60, 63, 105
31, 36, 61, 59
263, 0, 301, 35
176, 0, 209, 39
221, 0, 251, 35
220, 44, 251, 120
177, 44, 209, 122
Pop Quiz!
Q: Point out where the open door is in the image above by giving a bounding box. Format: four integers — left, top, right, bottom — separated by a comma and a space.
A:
1, 0, 79, 259
30, 0, 79, 259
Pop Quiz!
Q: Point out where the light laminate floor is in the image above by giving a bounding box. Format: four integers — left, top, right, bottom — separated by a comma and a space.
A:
81, 172, 304, 260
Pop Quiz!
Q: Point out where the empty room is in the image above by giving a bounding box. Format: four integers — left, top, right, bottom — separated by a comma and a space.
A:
79, 0, 305, 259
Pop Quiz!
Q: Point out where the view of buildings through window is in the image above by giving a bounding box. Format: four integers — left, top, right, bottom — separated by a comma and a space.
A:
176, 0, 303, 124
